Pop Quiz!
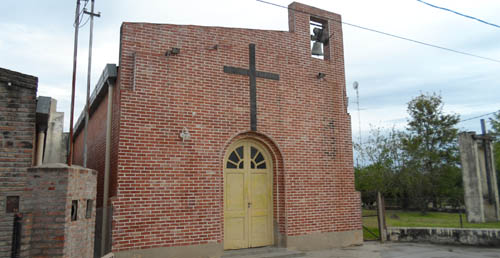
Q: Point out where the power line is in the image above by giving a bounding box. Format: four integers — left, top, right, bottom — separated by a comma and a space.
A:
416, 0, 500, 29
459, 111, 499, 123
374, 110, 498, 126
79, 15, 91, 28
73, 0, 90, 27
340, 22, 500, 63
255, 0, 500, 64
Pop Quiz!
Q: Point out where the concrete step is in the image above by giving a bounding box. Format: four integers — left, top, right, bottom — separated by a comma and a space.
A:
222, 247, 306, 258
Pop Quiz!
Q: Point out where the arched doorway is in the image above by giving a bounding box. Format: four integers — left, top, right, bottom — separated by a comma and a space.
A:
224, 139, 273, 250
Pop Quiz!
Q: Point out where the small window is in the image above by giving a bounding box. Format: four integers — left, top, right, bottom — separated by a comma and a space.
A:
250, 147, 266, 169
236, 146, 243, 159
255, 153, 264, 163
86, 200, 93, 219
71, 200, 78, 221
226, 146, 244, 169
6, 196, 19, 213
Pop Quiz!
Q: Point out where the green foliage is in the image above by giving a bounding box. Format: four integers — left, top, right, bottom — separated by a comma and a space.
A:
490, 111, 500, 135
362, 226, 380, 241
354, 128, 404, 205
355, 128, 400, 192
355, 93, 463, 210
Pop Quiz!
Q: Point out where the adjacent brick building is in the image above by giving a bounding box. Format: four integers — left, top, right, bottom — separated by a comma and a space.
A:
74, 2, 362, 257
0, 68, 37, 257
1, 68, 97, 258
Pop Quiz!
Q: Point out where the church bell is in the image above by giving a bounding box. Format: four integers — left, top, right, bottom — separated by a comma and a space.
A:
311, 42, 323, 56
311, 27, 326, 56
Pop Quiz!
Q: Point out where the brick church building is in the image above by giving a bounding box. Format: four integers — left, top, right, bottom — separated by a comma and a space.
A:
73, 2, 362, 257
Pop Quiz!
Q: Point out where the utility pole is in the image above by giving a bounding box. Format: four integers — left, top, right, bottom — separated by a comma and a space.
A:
68, 0, 81, 166
480, 119, 494, 204
83, 0, 101, 167
81, 1, 108, 255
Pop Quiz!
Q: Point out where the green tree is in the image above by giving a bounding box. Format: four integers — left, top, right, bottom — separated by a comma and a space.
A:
354, 127, 405, 206
400, 93, 462, 212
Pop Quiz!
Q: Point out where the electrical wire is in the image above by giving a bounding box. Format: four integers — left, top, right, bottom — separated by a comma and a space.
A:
73, 0, 90, 28
79, 15, 91, 28
416, 0, 500, 29
377, 110, 498, 125
459, 111, 499, 123
256, 0, 500, 64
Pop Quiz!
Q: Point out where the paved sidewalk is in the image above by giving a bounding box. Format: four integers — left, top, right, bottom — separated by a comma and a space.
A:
304, 242, 382, 258
304, 242, 500, 258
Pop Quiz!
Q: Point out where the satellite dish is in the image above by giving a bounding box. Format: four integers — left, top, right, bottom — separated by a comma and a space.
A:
353, 81, 359, 90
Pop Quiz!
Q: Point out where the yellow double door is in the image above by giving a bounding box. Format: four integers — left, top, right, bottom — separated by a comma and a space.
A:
224, 140, 273, 250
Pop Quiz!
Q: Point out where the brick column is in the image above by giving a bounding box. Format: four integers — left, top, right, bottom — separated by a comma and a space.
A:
25, 165, 97, 257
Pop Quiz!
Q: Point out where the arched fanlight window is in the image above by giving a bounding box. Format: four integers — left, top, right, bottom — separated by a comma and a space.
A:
226, 146, 244, 169
250, 146, 266, 169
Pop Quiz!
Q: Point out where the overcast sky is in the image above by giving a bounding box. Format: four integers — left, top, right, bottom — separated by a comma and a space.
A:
1, 0, 499, 141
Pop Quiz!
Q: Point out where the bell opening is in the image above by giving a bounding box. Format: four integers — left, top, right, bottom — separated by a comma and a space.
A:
310, 17, 329, 60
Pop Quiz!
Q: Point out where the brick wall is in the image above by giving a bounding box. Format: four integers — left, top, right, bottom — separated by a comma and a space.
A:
106, 2, 361, 253
0, 68, 37, 257
72, 67, 120, 255
64, 166, 97, 258
24, 165, 96, 258
74, 93, 109, 207
73, 64, 120, 208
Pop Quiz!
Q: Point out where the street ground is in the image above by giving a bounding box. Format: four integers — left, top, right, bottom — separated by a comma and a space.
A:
223, 242, 500, 258
305, 242, 500, 258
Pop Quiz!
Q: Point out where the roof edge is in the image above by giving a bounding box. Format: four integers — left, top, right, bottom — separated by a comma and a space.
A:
73, 63, 117, 139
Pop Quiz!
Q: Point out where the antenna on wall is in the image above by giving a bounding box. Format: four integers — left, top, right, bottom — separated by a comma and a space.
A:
353, 81, 362, 146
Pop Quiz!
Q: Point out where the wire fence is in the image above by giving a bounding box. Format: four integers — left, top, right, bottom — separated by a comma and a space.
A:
383, 197, 464, 212
360, 192, 500, 241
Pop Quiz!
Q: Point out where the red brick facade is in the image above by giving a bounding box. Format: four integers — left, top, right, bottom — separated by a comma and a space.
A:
74, 93, 112, 207
74, 2, 361, 255
74, 64, 120, 208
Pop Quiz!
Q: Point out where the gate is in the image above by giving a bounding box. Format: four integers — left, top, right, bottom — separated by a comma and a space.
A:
10, 214, 22, 258
361, 192, 387, 242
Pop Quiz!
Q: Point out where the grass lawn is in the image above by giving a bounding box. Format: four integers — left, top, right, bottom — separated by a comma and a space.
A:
362, 209, 500, 240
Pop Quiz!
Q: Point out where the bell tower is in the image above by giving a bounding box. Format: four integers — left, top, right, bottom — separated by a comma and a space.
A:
288, 2, 343, 61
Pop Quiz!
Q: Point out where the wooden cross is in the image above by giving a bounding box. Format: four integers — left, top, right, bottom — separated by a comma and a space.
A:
223, 44, 280, 131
